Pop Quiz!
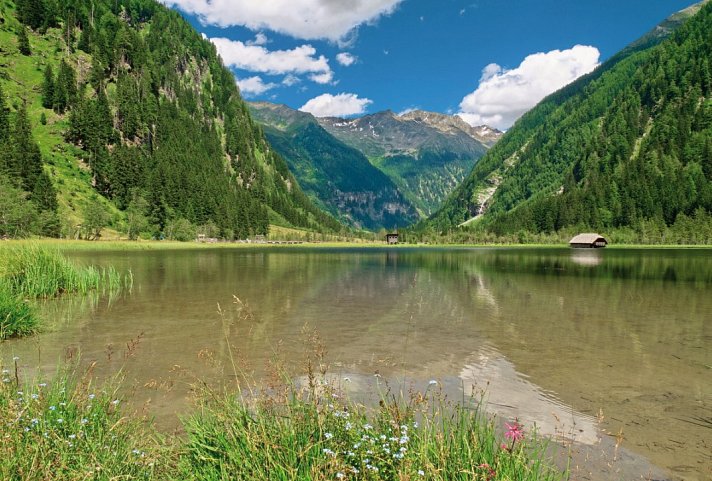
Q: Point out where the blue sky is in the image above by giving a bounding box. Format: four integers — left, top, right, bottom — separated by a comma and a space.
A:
164, 0, 694, 129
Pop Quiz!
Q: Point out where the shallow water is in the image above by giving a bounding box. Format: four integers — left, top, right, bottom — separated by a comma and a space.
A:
3, 247, 711, 480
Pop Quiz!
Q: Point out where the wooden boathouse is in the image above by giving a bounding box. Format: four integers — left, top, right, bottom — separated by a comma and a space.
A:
569, 233, 608, 248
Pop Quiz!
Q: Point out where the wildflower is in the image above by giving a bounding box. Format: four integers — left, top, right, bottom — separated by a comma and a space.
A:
418, 469, 425, 476
413, 422, 419, 428
399, 435, 409, 444
69, 434, 76, 439
325, 432, 334, 440
31, 418, 39, 424
345, 422, 352, 430
363, 424, 373, 431
504, 421, 524, 442
49, 406, 56, 411
88, 394, 95, 400
112, 399, 120, 405
57, 418, 64, 423
1, 369, 8, 374
400, 424, 408, 431
31, 394, 38, 400
12, 356, 19, 361
38, 383, 47, 388
17, 391, 23, 396
81, 418, 88, 424
132, 449, 141, 455
336, 472, 345, 479
428, 380, 437, 386
322, 448, 336, 457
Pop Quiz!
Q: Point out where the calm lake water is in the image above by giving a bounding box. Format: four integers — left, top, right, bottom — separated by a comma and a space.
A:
3, 247, 711, 480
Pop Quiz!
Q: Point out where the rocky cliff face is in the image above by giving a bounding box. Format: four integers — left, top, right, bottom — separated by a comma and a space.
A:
399, 110, 502, 147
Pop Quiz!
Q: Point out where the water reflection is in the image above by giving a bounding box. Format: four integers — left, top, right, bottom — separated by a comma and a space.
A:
2, 247, 710, 481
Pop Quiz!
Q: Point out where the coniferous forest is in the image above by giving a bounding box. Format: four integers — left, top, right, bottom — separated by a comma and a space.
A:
422, 2, 712, 244
0, 0, 342, 240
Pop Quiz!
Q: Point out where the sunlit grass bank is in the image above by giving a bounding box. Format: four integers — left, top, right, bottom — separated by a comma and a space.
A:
0, 245, 132, 339
0, 361, 564, 481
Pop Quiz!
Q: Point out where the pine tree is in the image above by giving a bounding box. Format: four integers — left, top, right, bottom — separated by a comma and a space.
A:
10, 105, 44, 193
0, 85, 9, 144
41, 64, 55, 109
17, 0, 46, 30
18, 26, 31, 55
53, 60, 77, 113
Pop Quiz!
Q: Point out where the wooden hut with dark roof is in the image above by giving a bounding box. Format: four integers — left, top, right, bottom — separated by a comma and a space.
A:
569, 233, 608, 248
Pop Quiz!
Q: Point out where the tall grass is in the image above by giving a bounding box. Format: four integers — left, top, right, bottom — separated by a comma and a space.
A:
0, 284, 37, 339
180, 382, 564, 481
0, 363, 170, 480
0, 244, 132, 339
0, 363, 565, 481
0, 244, 129, 298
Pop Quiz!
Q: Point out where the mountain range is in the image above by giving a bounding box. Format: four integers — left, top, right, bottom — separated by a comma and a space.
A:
250, 102, 500, 229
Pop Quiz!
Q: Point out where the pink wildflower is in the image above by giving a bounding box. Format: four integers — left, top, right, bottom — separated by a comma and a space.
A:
504, 421, 524, 441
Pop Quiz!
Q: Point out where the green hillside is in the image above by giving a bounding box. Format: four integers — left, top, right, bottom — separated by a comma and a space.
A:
424, 1, 712, 244
318, 110, 491, 217
250, 102, 419, 230
0, 0, 341, 240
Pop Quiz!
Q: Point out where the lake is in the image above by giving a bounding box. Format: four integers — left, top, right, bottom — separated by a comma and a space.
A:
3, 246, 711, 480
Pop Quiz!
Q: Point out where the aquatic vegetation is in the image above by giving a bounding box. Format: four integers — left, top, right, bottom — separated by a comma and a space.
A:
0, 244, 132, 339
0, 244, 130, 298
0, 284, 38, 339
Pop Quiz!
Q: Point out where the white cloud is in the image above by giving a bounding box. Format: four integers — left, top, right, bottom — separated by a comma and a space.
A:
309, 71, 335, 84
236, 76, 277, 97
246, 32, 269, 46
162, 0, 403, 42
336, 52, 357, 66
282, 74, 301, 86
458, 45, 600, 130
300, 93, 372, 117
210, 37, 333, 83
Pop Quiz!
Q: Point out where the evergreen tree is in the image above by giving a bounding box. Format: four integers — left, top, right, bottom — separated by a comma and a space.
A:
17, 26, 31, 55
16, 0, 46, 30
0, 85, 9, 144
41, 64, 55, 109
53, 60, 77, 113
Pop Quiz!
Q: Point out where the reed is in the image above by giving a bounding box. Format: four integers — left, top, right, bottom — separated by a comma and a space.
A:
0, 284, 38, 339
0, 244, 131, 298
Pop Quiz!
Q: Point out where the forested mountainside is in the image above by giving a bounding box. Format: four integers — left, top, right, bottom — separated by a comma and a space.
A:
317, 110, 495, 217
0, 0, 341, 240
249, 102, 419, 230
424, 1, 712, 243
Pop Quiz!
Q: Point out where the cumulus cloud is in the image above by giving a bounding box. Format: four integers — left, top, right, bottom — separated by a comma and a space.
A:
246, 32, 269, 46
336, 52, 357, 66
282, 74, 301, 86
210, 38, 333, 84
162, 0, 403, 42
458, 45, 600, 130
300, 93, 372, 117
236, 76, 277, 97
